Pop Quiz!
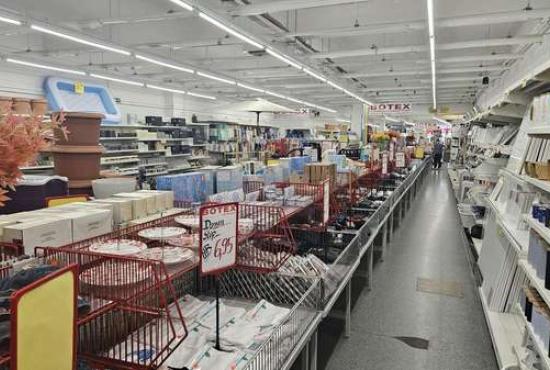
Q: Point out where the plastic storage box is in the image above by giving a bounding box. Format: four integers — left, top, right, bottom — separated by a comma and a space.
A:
157, 172, 206, 203
0, 175, 68, 215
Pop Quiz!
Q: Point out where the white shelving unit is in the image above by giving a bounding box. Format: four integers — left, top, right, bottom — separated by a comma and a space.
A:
516, 303, 550, 370
519, 260, 550, 311
479, 288, 525, 370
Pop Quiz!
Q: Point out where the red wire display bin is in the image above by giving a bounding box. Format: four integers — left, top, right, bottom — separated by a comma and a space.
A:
36, 246, 191, 370
236, 203, 297, 273
335, 171, 359, 212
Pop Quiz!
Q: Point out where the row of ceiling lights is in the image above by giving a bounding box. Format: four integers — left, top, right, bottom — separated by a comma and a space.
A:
0, 10, 352, 113
166, 0, 373, 107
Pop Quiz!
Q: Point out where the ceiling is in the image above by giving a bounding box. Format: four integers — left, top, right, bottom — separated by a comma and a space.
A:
0, 0, 548, 118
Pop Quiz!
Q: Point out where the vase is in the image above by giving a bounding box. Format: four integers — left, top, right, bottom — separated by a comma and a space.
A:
12, 98, 31, 114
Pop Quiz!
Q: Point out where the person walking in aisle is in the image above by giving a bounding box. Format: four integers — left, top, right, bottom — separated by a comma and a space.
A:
433, 139, 444, 170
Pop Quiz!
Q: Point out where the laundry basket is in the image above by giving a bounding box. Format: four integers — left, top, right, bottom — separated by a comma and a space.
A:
458, 203, 475, 229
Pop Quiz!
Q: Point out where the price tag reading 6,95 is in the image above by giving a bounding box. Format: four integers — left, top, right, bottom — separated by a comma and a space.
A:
199, 202, 239, 275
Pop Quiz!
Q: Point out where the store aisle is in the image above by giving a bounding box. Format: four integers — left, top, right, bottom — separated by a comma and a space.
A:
326, 169, 498, 370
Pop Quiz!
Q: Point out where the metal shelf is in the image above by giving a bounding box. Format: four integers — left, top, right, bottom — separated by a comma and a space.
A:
524, 215, 550, 245
478, 288, 524, 370
138, 150, 166, 155
104, 149, 139, 155
139, 162, 167, 167
100, 137, 137, 141
519, 260, 550, 310
486, 198, 529, 256
101, 159, 139, 166
524, 175, 550, 193
20, 165, 54, 170
515, 303, 550, 370
527, 126, 550, 135
165, 153, 191, 158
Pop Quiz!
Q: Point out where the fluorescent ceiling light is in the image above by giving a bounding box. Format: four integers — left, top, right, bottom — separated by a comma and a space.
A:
136, 54, 194, 74
31, 24, 131, 56
237, 82, 264, 93
197, 71, 235, 85
6, 58, 86, 76
286, 97, 306, 105
90, 73, 144, 87
168, 0, 193, 11
427, 0, 437, 109
327, 81, 345, 91
316, 105, 337, 113
337, 118, 350, 123
187, 91, 216, 100
198, 12, 263, 50
0, 16, 21, 26
147, 84, 186, 94
265, 48, 302, 70
265, 90, 287, 99
303, 68, 326, 82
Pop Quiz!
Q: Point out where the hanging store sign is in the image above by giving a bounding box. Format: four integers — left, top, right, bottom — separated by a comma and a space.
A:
199, 202, 239, 275
369, 103, 412, 115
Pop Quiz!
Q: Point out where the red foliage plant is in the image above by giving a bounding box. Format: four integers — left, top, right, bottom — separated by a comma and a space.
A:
0, 111, 66, 206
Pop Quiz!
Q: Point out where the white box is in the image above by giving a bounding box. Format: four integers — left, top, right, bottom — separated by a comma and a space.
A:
92, 198, 135, 224
29, 209, 113, 242
137, 190, 174, 211
3, 218, 73, 255
115, 192, 157, 215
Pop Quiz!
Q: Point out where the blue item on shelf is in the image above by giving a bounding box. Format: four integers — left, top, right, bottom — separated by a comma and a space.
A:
44, 77, 122, 123
199, 166, 222, 196
262, 165, 284, 185
156, 172, 206, 203
327, 154, 347, 170
216, 166, 243, 193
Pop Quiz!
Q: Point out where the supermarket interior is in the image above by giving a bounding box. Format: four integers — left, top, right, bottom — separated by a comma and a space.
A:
0, 0, 550, 369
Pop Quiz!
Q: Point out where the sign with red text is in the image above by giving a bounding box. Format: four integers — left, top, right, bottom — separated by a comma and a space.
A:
199, 202, 238, 275
368, 103, 412, 115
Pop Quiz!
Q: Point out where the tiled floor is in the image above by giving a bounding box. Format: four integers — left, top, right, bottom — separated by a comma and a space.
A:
325, 169, 498, 370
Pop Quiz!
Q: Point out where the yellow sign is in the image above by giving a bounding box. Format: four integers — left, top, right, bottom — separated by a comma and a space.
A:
74, 81, 84, 95
13, 265, 76, 370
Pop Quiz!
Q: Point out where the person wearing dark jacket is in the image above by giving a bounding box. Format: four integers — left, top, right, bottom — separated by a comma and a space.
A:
433, 140, 444, 170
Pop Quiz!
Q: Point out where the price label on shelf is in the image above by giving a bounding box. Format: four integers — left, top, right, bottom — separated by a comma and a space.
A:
199, 202, 238, 275
396, 152, 405, 168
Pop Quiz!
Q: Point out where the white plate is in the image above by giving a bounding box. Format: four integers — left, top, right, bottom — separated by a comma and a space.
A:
175, 215, 200, 229
80, 260, 152, 287
137, 247, 195, 266
138, 227, 186, 240
166, 234, 198, 249
89, 239, 147, 255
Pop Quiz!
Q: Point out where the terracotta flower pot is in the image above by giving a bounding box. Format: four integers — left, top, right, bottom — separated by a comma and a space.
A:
31, 99, 48, 116
53, 112, 104, 146
0, 97, 13, 111
12, 98, 31, 114
50, 145, 104, 181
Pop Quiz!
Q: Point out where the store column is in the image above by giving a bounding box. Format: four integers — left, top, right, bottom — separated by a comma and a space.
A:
351, 104, 367, 143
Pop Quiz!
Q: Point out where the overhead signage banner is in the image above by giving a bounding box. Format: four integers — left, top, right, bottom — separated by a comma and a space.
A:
369, 103, 412, 115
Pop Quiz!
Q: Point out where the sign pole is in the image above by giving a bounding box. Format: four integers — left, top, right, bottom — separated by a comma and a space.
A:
215, 274, 221, 350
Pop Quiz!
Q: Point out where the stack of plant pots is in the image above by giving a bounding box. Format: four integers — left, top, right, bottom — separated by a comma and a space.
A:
50, 112, 104, 194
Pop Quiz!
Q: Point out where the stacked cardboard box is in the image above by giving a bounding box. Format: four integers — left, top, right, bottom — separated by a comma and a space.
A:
305, 163, 337, 188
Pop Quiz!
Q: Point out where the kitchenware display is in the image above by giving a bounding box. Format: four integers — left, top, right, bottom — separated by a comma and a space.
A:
138, 227, 186, 240
89, 239, 147, 255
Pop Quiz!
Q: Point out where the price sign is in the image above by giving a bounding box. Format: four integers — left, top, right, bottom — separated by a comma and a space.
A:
323, 180, 330, 224
199, 202, 238, 275
389, 142, 395, 160
382, 153, 388, 174
396, 152, 405, 168
74, 81, 84, 95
